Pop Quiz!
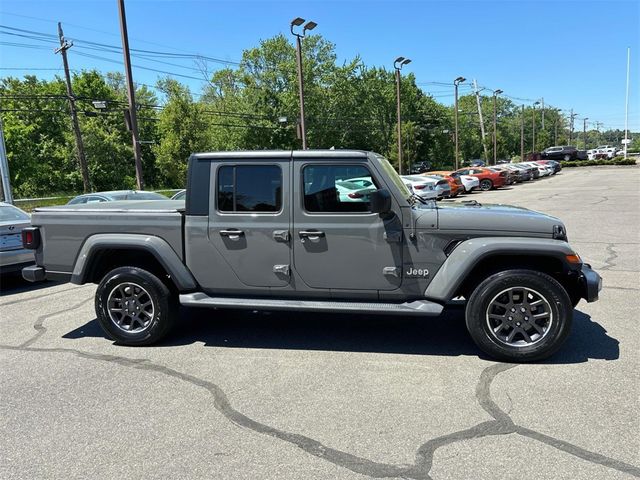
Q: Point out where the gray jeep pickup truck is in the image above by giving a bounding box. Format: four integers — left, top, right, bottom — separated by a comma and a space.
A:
22, 150, 601, 362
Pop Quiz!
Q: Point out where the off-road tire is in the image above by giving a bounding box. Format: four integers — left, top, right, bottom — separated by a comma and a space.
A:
465, 269, 573, 362
95, 266, 177, 346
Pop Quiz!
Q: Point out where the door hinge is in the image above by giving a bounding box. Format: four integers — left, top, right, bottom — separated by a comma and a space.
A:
273, 264, 290, 275
273, 230, 290, 242
383, 266, 400, 277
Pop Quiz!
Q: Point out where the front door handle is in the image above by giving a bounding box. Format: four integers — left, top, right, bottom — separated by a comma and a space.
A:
299, 230, 325, 240
220, 229, 244, 239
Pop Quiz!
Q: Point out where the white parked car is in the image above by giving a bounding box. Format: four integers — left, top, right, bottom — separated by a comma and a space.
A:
401, 175, 439, 200
335, 180, 377, 202
458, 174, 480, 193
523, 161, 551, 177
589, 146, 616, 159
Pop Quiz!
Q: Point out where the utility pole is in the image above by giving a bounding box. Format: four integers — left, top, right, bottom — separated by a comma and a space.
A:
118, 0, 144, 190
583, 118, 589, 150
56, 22, 90, 193
554, 120, 558, 145
492, 89, 502, 165
393, 56, 411, 174
454, 77, 466, 170
473, 79, 489, 160
541, 97, 545, 129
290, 17, 317, 150
569, 110, 577, 145
520, 105, 525, 162
0, 116, 13, 203
532, 100, 540, 153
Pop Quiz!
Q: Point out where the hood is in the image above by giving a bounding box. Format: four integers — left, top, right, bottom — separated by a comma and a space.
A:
431, 202, 562, 236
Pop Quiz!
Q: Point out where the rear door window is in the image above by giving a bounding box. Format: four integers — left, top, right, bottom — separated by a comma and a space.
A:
217, 165, 282, 213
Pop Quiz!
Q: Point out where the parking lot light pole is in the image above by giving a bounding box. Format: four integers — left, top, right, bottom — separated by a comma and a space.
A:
583, 118, 589, 150
290, 17, 317, 150
492, 89, 503, 165
394, 56, 412, 174
454, 77, 466, 170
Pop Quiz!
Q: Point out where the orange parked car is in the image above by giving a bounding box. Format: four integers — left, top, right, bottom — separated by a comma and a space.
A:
424, 171, 463, 197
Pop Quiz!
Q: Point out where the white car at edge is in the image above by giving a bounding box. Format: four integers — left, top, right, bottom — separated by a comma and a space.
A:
401, 175, 439, 200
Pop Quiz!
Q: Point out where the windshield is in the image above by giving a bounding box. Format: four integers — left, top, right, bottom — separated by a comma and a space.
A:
0, 205, 30, 222
375, 154, 412, 199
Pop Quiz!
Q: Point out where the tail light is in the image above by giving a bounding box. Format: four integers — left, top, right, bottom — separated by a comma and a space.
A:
413, 184, 425, 190
347, 192, 364, 199
22, 227, 41, 250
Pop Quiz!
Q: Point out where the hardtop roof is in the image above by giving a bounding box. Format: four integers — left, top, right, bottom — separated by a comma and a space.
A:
191, 149, 371, 161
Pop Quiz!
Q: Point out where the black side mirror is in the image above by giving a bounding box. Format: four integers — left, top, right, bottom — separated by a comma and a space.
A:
370, 188, 392, 214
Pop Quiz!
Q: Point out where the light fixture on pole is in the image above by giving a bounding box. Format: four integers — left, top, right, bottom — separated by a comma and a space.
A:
492, 89, 503, 165
394, 56, 411, 174
290, 17, 317, 150
453, 76, 466, 170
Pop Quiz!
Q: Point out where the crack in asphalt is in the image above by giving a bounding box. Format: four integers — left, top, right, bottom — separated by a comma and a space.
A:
601, 243, 619, 271
0, 285, 91, 307
1, 302, 639, 479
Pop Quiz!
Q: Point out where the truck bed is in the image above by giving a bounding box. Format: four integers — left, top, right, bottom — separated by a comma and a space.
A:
32, 200, 185, 274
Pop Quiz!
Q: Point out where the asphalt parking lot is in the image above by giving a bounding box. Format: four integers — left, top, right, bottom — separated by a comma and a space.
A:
1, 166, 638, 480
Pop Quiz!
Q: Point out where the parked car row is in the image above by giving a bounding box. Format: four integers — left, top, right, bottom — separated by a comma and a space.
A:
587, 145, 623, 160
401, 159, 561, 201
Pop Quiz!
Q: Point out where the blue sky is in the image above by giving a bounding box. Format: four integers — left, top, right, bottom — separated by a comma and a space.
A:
1, 0, 638, 130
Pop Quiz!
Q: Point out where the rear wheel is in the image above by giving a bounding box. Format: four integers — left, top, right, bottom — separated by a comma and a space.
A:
465, 269, 572, 362
479, 179, 493, 191
563, 154, 571, 161
95, 266, 177, 346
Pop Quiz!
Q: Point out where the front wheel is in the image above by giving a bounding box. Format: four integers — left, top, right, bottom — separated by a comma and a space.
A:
465, 269, 572, 362
95, 266, 177, 346
479, 179, 493, 191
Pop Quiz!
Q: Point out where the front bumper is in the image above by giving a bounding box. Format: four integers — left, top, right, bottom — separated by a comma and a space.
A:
579, 264, 602, 302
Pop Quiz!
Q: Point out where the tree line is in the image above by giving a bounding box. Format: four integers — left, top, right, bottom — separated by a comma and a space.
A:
0, 33, 633, 197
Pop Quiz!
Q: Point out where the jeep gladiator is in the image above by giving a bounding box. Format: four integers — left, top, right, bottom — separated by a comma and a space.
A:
22, 150, 602, 361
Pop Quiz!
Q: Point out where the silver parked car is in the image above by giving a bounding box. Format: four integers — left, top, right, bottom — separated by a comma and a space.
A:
0, 202, 34, 275
67, 190, 168, 205
171, 189, 186, 200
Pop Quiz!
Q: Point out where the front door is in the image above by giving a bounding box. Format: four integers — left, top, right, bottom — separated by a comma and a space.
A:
207, 161, 291, 288
292, 161, 403, 291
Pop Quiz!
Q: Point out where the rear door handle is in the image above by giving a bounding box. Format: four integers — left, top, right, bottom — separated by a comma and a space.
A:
299, 230, 325, 239
220, 229, 244, 238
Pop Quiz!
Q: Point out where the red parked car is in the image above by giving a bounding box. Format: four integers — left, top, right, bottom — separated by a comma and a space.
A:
455, 167, 507, 191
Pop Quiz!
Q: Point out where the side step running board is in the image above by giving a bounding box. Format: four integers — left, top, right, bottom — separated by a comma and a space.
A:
179, 293, 444, 316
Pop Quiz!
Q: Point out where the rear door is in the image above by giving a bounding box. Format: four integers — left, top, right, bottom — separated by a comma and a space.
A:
207, 160, 291, 288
